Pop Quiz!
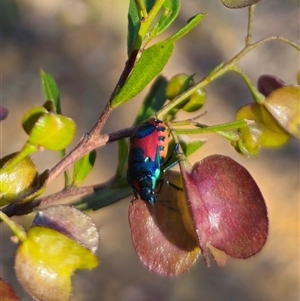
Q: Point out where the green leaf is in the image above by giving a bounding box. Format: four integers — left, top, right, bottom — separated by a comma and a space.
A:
220, 0, 260, 8
133, 75, 168, 125
170, 13, 206, 42
154, 0, 181, 36
111, 40, 174, 108
179, 135, 206, 157
127, 0, 140, 56
40, 70, 61, 114
27, 113, 76, 151
127, 0, 156, 55
144, 0, 155, 10
73, 150, 97, 185
73, 185, 133, 212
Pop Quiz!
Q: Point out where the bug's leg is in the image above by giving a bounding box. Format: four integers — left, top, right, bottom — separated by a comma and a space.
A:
156, 177, 183, 194
156, 178, 182, 212
163, 178, 183, 191
156, 178, 165, 194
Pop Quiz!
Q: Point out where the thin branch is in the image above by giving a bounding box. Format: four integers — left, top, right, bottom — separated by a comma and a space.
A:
245, 5, 256, 46
2, 179, 116, 217
157, 35, 300, 120
135, 0, 148, 19
46, 126, 134, 186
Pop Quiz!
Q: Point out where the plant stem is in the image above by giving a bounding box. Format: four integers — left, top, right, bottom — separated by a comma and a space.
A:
231, 65, 265, 104
157, 35, 300, 120
56, 0, 178, 191
0, 211, 27, 241
245, 5, 256, 46
173, 119, 249, 135
46, 124, 133, 185
135, 0, 148, 19
1, 143, 37, 172
132, 0, 166, 51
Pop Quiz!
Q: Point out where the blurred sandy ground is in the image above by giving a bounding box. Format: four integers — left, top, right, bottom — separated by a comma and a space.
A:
1, 0, 299, 300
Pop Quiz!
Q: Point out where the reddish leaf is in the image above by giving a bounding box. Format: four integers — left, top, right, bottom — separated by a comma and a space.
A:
0, 278, 20, 301
180, 155, 268, 266
33, 205, 99, 253
129, 171, 200, 276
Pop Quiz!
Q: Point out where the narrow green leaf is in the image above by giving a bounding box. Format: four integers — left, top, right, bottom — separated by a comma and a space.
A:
179, 135, 206, 157
73, 185, 133, 212
221, 0, 260, 8
73, 150, 97, 185
40, 70, 61, 114
144, 0, 156, 10
134, 75, 168, 125
170, 13, 206, 42
127, 0, 157, 55
154, 0, 181, 36
111, 40, 174, 108
127, 0, 140, 56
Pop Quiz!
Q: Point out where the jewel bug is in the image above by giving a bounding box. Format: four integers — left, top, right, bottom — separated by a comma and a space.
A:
127, 117, 169, 204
